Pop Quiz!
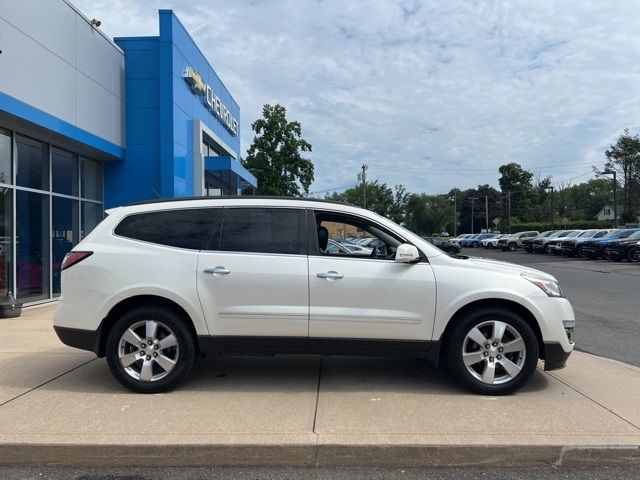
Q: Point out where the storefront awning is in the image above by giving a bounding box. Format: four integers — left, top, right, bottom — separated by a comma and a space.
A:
204, 156, 258, 190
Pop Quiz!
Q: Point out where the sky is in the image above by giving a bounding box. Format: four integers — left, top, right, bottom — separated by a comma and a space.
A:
72, 0, 640, 196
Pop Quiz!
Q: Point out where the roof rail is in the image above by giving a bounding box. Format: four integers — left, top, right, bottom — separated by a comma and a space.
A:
127, 195, 354, 208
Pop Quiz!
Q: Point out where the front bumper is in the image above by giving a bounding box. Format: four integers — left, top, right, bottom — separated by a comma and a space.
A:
603, 248, 624, 260
544, 342, 572, 370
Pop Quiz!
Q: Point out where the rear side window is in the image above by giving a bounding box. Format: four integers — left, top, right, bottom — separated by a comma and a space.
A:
114, 208, 221, 250
217, 208, 305, 255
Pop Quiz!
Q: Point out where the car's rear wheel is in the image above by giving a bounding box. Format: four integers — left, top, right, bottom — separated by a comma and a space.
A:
106, 306, 196, 393
508, 242, 517, 252
628, 247, 640, 262
446, 308, 538, 395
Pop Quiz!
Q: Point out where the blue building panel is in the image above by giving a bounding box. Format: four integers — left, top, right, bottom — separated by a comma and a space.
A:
105, 9, 252, 208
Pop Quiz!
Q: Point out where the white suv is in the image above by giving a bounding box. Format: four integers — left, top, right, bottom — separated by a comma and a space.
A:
54, 197, 575, 395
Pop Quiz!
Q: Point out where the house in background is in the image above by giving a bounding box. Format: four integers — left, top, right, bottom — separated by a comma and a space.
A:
595, 205, 623, 222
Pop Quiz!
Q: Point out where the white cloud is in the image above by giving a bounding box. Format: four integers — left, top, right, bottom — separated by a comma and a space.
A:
72, 0, 640, 194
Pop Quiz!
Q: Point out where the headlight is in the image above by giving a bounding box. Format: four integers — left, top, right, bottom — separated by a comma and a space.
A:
521, 273, 564, 297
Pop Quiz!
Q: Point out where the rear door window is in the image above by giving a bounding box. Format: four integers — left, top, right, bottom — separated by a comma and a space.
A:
216, 208, 306, 255
114, 208, 222, 250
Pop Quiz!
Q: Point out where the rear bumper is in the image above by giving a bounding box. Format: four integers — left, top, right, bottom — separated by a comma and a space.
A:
54, 325, 101, 356
543, 342, 572, 371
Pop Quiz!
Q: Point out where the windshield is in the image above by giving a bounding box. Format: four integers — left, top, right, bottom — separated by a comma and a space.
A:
615, 230, 637, 239
578, 230, 597, 237
621, 230, 640, 239
564, 231, 581, 238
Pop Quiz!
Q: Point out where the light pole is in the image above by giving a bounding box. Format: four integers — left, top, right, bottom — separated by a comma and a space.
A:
450, 193, 457, 237
602, 169, 618, 228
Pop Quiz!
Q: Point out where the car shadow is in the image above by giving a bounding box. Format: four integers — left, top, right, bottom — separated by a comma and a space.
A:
1, 352, 549, 397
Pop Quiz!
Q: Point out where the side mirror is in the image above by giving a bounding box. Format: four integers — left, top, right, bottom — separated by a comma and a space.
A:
395, 243, 420, 263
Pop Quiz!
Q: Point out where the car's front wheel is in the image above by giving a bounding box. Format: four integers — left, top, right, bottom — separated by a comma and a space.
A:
627, 247, 639, 262
106, 306, 197, 393
446, 308, 539, 395
508, 242, 517, 252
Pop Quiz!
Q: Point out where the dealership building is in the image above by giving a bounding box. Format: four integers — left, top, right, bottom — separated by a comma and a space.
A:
0, 1, 256, 304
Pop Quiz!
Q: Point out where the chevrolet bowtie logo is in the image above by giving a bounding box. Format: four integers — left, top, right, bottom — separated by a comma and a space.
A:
183, 67, 206, 95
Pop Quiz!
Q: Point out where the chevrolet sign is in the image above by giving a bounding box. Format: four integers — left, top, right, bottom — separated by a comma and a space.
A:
183, 67, 238, 136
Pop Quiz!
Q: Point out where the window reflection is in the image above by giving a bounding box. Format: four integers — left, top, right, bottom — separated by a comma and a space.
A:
16, 191, 50, 302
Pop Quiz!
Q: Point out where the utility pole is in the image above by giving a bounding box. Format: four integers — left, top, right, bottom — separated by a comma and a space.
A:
507, 191, 511, 234
453, 194, 457, 237
359, 164, 368, 209
602, 169, 618, 228
470, 196, 476, 234
485, 195, 489, 231
550, 186, 555, 230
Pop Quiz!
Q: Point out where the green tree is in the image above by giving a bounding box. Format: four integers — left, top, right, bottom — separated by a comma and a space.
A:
498, 163, 534, 222
243, 104, 313, 196
389, 185, 410, 225
602, 129, 640, 220
405, 194, 454, 236
326, 180, 408, 222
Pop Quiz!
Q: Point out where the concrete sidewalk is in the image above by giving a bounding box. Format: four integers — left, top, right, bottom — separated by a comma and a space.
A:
0, 305, 639, 467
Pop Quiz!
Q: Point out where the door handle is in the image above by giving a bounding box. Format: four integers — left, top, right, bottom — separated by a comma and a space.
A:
316, 271, 343, 280
204, 266, 231, 275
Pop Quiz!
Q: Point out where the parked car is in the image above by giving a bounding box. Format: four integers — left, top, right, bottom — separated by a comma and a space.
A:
522, 231, 554, 253
559, 229, 615, 257
578, 229, 640, 259
423, 236, 461, 255
602, 231, 640, 261
498, 231, 540, 251
531, 230, 569, 253
54, 197, 575, 395
449, 234, 475, 245
482, 234, 508, 249
545, 230, 583, 255
325, 239, 371, 256
343, 243, 373, 255
462, 233, 498, 248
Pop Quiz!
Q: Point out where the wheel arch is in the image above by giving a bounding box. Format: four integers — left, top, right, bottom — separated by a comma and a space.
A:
97, 295, 199, 357
437, 298, 545, 366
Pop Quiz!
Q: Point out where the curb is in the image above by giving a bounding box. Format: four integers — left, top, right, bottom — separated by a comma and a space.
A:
1, 443, 639, 468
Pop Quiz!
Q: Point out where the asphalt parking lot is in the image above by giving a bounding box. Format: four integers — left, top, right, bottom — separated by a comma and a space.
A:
461, 247, 640, 367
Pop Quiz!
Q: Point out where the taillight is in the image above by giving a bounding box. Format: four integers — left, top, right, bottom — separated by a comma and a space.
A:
61, 251, 93, 271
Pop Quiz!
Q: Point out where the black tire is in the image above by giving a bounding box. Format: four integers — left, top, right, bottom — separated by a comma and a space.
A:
445, 307, 539, 395
106, 306, 197, 393
508, 242, 517, 252
628, 247, 640, 263
472, 241, 480, 248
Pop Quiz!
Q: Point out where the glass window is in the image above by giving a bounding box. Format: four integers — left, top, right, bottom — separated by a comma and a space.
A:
114, 208, 221, 250
0, 127, 11, 185
0, 187, 13, 298
315, 211, 404, 259
81, 157, 102, 200
16, 135, 49, 190
52, 197, 79, 295
219, 208, 304, 255
52, 147, 78, 196
81, 202, 104, 239
16, 191, 50, 302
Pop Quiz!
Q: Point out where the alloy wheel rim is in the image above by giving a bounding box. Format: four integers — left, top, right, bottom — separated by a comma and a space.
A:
118, 320, 179, 382
462, 320, 526, 385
